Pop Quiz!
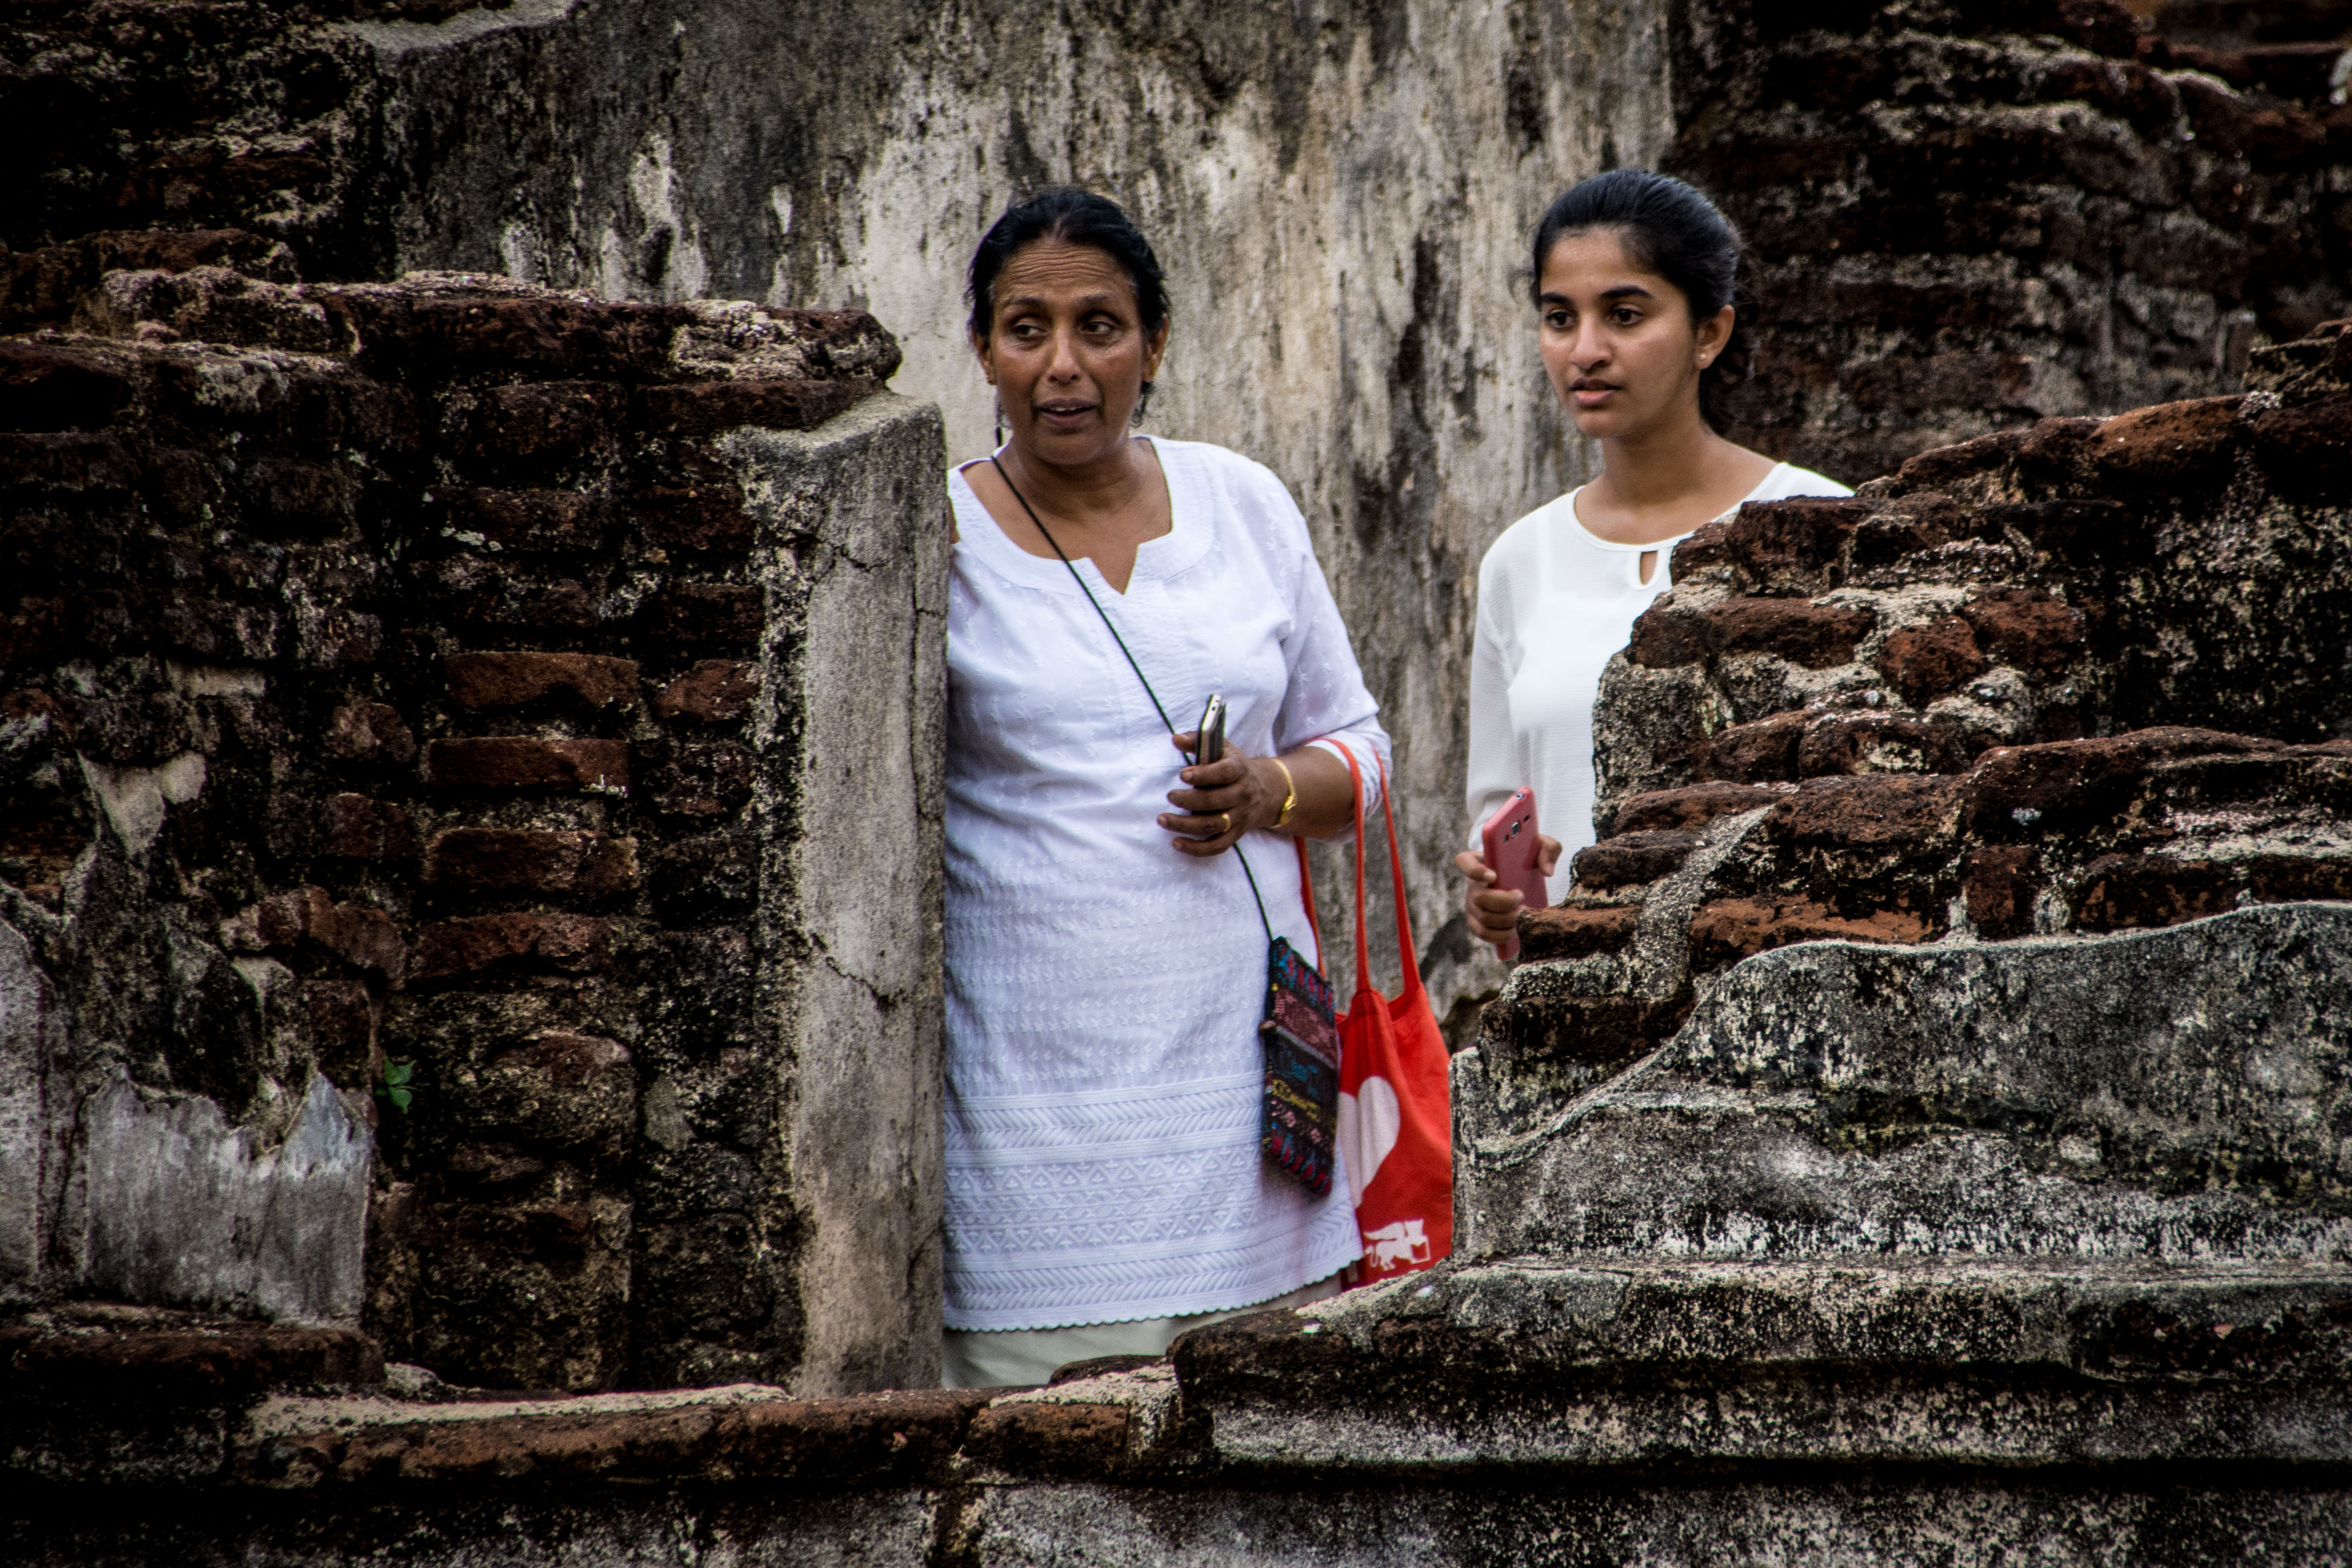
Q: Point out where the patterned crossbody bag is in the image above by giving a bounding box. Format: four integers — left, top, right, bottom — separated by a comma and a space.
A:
988, 457, 1341, 1196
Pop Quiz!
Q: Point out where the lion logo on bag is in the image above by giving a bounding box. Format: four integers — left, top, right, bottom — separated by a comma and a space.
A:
1361, 1218, 1430, 1271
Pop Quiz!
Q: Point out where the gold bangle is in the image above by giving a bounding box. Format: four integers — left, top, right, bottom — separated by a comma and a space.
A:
1271, 757, 1298, 829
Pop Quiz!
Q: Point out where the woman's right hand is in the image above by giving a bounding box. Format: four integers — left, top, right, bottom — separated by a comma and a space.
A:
1453, 837, 1563, 951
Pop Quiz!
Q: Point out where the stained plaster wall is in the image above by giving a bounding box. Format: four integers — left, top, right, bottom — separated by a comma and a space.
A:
335, 0, 1680, 1020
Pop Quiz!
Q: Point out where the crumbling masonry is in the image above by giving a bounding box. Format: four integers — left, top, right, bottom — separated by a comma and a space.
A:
5, 0, 2352, 1564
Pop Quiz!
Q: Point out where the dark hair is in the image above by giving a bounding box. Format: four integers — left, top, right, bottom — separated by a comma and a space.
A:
967, 188, 1171, 425
1529, 169, 1755, 432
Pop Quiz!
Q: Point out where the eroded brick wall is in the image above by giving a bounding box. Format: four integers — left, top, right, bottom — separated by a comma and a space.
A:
1669, 0, 2352, 481
1468, 320, 2352, 1135
0, 263, 941, 1393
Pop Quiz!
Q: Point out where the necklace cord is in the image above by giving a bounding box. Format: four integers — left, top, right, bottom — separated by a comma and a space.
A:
987, 455, 1273, 942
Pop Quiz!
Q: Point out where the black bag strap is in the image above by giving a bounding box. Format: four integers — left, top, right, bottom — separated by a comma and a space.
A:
988, 455, 1273, 944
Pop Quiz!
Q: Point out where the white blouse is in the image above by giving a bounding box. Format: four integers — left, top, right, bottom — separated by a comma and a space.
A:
942, 438, 1389, 1332
1465, 462, 1852, 898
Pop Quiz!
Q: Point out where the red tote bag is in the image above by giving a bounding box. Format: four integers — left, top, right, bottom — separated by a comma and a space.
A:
1323, 747, 1453, 1284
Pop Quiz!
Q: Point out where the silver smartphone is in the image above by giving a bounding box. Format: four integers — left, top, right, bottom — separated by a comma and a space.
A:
1195, 694, 1226, 766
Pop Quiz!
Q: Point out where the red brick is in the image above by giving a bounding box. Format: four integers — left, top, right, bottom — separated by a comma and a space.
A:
652, 660, 758, 722
1877, 616, 1987, 706
310, 901, 407, 977
1707, 598, 1876, 668
1796, 713, 1969, 777
331, 294, 687, 378
320, 794, 416, 860
963, 1400, 1130, 1473
424, 737, 630, 793
0, 431, 140, 496
1958, 588, 2085, 675
0, 343, 135, 432
244, 885, 406, 974
2071, 855, 2238, 931
1891, 428, 2027, 493
637, 378, 873, 438
650, 742, 753, 817
495, 1031, 631, 1089
438, 489, 608, 554
1673, 497, 1872, 587
633, 486, 754, 552
445, 652, 639, 711
1688, 896, 1934, 969
2243, 855, 2352, 905
639, 583, 764, 649
241, 457, 354, 530
1696, 711, 1808, 783
1766, 774, 1962, 849
1610, 782, 1789, 835
423, 829, 637, 896
306, 977, 376, 1059
1516, 904, 1641, 961
2248, 392, 2352, 497
452, 382, 625, 473
411, 913, 613, 983
1966, 729, 2285, 834
1962, 845, 2040, 939
2088, 396, 2243, 486
1572, 831, 1700, 890
1626, 604, 1715, 668
324, 702, 417, 763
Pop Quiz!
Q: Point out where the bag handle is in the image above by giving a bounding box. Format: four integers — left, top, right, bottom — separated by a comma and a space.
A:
1334, 744, 1423, 1001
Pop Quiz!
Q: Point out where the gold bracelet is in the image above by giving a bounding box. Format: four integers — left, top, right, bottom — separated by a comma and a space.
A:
1270, 757, 1298, 829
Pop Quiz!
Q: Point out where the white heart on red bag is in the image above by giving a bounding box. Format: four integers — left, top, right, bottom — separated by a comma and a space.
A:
1337, 1075, 1401, 1210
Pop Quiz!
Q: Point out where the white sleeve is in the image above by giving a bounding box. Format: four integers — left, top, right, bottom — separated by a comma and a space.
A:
1266, 494, 1389, 833
1463, 596, 1517, 851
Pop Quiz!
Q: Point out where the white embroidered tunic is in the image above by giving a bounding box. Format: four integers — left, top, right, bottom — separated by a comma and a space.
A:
1466, 462, 1853, 897
943, 438, 1387, 1332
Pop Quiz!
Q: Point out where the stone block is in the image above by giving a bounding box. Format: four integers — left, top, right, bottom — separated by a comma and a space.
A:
444, 651, 638, 711
423, 737, 629, 793
1966, 729, 2283, 836
410, 913, 612, 984
652, 659, 758, 722
422, 829, 637, 897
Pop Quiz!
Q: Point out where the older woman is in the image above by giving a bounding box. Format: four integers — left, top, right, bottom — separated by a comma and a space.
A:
942, 189, 1390, 1387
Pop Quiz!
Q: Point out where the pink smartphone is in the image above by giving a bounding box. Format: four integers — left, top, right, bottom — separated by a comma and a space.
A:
1479, 788, 1547, 963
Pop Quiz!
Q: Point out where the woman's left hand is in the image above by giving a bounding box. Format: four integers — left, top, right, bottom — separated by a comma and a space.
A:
1160, 732, 1283, 857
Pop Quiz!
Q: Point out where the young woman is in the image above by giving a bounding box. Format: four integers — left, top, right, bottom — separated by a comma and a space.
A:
941, 189, 1390, 1386
1457, 170, 1850, 949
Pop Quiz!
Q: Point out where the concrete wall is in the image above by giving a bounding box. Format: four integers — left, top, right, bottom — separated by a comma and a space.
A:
338, 0, 1680, 1019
